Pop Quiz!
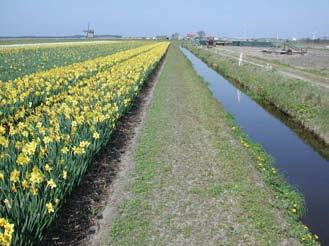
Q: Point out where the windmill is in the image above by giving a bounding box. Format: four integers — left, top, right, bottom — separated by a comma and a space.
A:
83, 23, 94, 39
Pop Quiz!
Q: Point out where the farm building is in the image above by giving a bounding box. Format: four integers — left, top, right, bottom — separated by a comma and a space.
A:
186, 33, 197, 40
232, 40, 274, 47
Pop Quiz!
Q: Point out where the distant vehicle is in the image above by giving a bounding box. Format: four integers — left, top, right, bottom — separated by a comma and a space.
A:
207, 36, 215, 48
262, 49, 293, 55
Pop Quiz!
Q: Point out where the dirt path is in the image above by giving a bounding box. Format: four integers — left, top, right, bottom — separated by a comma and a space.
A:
105, 45, 314, 245
211, 47, 329, 89
85, 54, 167, 246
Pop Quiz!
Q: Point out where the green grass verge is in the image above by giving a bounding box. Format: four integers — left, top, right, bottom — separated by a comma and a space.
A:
250, 55, 329, 78
107, 44, 318, 245
183, 43, 329, 146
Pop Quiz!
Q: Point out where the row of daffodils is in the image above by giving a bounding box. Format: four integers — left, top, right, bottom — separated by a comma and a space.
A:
0, 42, 169, 245
0, 42, 157, 122
0, 41, 144, 82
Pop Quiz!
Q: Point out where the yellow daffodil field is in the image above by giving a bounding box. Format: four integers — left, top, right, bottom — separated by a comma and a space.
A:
0, 42, 169, 245
0, 41, 147, 82
0, 42, 161, 121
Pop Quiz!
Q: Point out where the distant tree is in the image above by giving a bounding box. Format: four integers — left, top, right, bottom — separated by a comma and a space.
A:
197, 30, 206, 39
171, 33, 179, 40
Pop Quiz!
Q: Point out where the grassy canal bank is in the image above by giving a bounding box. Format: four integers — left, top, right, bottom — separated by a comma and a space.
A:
183, 43, 329, 146
107, 45, 317, 245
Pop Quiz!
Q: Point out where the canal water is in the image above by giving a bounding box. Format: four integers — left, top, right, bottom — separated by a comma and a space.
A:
181, 47, 329, 245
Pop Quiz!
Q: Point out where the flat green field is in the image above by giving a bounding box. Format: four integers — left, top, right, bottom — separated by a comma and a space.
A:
108, 45, 316, 245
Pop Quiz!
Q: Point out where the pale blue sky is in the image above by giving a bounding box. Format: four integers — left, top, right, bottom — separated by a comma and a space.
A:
1, 0, 329, 38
